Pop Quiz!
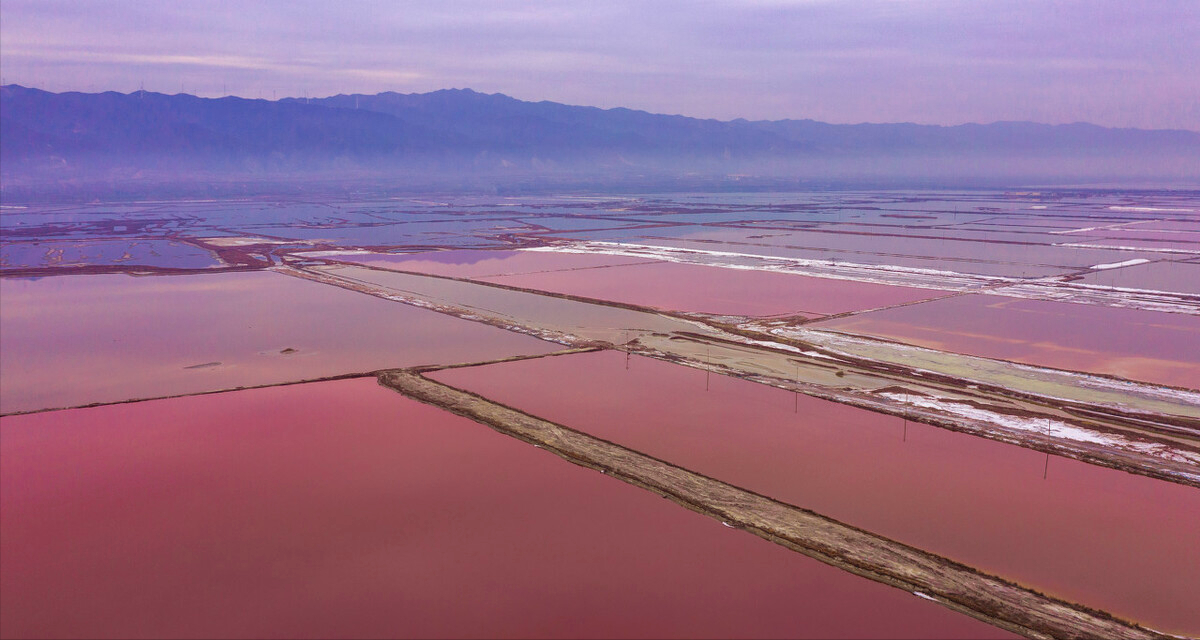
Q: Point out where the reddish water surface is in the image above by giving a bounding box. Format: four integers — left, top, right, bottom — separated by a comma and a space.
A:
0, 379, 1006, 639
0, 271, 558, 413
812, 294, 1200, 389
431, 351, 1200, 635
482, 261, 945, 317
323, 248, 656, 278
1074, 260, 1200, 295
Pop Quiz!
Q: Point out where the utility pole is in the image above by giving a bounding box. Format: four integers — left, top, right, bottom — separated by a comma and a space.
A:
794, 363, 799, 413
1043, 418, 1051, 479
705, 345, 710, 391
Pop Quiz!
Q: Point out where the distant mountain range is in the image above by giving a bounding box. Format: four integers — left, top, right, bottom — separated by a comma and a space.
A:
3, 84, 1198, 188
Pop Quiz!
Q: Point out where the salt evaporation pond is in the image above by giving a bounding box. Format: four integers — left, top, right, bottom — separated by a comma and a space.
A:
432, 350, 1200, 635
312, 248, 655, 278
479, 259, 946, 317
811, 294, 1200, 389
0, 378, 1006, 639
0, 271, 559, 413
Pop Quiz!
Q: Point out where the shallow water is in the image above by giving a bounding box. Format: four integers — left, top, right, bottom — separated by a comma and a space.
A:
607, 235, 1080, 278
316, 264, 710, 344
0, 378, 1007, 639
0, 238, 221, 270
432, 350, 1200, 634
322, 248, 655, 278
0, 271, 558, 413
812, 294, 1200, 388
1073, 259, 1200, 294
481, 260, 946, 316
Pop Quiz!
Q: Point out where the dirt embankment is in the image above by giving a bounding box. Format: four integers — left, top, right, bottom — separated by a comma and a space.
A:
280, 263, 1199, 490
378, 369, 1172, 640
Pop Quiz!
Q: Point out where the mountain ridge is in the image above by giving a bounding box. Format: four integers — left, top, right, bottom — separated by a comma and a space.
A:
3, 84, 1198, 187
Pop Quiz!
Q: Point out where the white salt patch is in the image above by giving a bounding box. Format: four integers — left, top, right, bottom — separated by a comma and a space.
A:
1051, 219, 1160, 235
530, 241, 1200, 316
293, 250, 376, 258
1108, 206, 1194, 212
878, 392, 1200, 472
790, 327, 1200, 407
721, 335, 836, 359
1091, 258, 1150, 270
525, 242, 1001, 290
201, 236, 293, 247
1057, 242, 1200, 256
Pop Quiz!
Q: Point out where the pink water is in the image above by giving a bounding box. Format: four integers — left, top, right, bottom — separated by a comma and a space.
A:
482, 260, 945, 317
323, 248, 655, 277
812, 294, 1200, 388
1074, 259, 1200, 295
0, 378, 1008, 639
432, 351, 1200, 635
0, 271, 558, 413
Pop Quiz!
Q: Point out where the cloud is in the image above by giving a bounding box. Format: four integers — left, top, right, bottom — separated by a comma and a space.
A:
1, 0, 1196, 129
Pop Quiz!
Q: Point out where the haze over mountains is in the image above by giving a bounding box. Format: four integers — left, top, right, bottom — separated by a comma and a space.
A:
2, 84, 1198, 192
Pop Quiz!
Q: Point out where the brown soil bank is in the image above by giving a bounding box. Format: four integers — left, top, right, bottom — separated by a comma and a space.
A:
379, 369, 1172, 640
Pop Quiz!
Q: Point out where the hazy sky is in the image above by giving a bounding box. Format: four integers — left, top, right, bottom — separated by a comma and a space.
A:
2, 0, 1197, 129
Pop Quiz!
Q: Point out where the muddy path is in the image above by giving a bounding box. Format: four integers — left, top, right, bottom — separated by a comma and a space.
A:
378, 369, 1172, 640
277, 262, 1200, 488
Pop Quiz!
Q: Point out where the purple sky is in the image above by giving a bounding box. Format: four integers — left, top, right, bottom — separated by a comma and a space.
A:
2, 0, 1197, 130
